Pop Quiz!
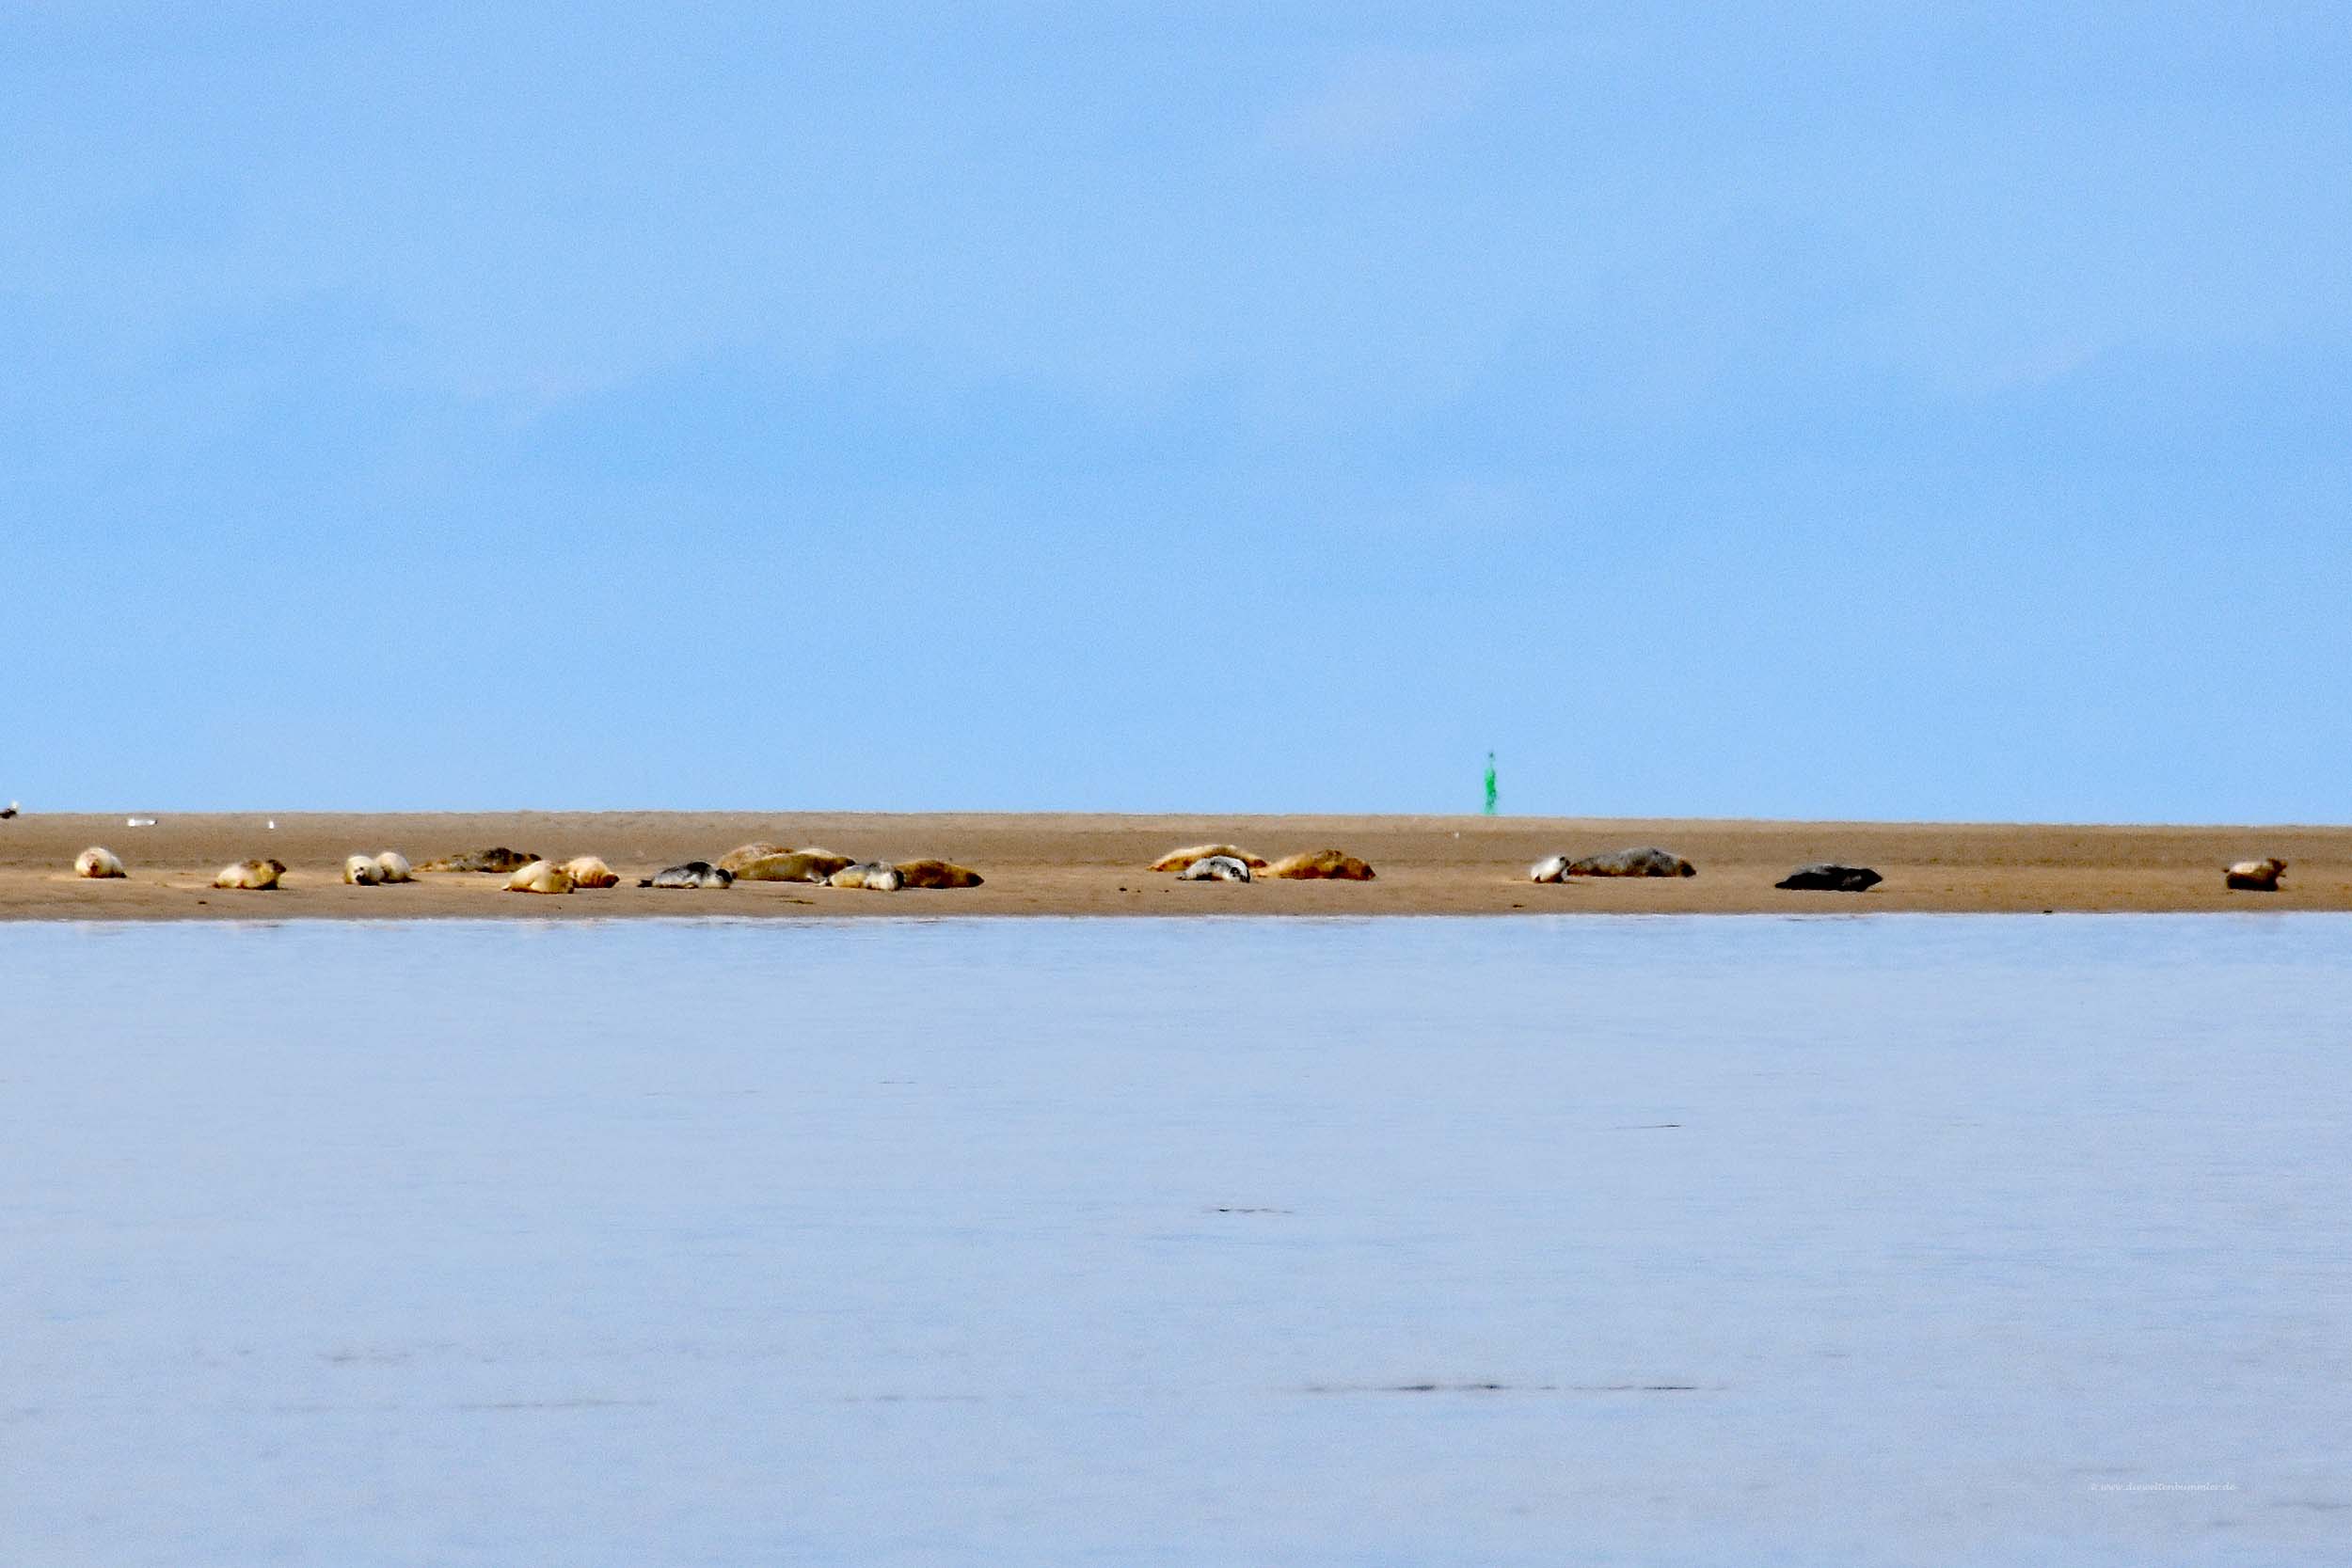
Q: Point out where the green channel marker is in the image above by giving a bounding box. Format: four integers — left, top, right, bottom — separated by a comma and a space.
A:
1483, 752, 1498, 816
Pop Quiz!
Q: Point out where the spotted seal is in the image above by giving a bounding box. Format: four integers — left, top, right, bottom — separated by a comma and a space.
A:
214, 858, 286, 891
732, 849, 857, 883
716, 841, 791, 875
416, 847, 539, 875
829, 862, 904, 891
1561, 847, 1694, 879
641, 861, 734, 890
895, 859, 984, 889
1150, 844, 1272, 873
1178, 855, 1251, 882
1263, 848, 1376, 880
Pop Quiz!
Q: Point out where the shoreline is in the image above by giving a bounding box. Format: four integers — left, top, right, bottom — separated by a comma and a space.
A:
2, 811, 2343, 921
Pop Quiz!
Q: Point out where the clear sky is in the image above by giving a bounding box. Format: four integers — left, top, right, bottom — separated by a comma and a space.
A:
5, 2, 2345, 820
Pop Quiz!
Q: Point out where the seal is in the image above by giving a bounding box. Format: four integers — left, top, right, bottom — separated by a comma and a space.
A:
1263, 848, 1376, 880
1775, 863, 1883, 893
1562, 847, 1694, 879
640, 861, 734, 890
1178, 854, 1251, 882
343, 854, 383, 885
2225, 857, 2286, 892
214, 858, 286, 891
733, 849, 857, 883
503, 858, 575, 895
416, 847, 539, 874
561, 855, 621, 889
716, 841, 793, 875
74, 846, 126, 879
895, 859, 984, 889
373, 851, 414, 883
1150, 844, 1271, 873
828, 862, 904, 891
1527, 854, 1573, 883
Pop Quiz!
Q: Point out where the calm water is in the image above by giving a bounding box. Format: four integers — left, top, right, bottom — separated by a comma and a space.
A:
6, 915, 2348, 1566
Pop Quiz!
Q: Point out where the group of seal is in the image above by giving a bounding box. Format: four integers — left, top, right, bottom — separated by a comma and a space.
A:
1527, 847, 1888, 893
710, 842, 986, 892
75, 844, 296, 889
342, 851, 414, 885
394, 840, 983, 895
46, 836, 2300, 898
1151, 845, 1377, 882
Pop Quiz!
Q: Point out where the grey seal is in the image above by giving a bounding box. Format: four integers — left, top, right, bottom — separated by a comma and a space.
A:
1561, 847, 1694, 879
640, 861, 735, 889
416, 847, 539, 874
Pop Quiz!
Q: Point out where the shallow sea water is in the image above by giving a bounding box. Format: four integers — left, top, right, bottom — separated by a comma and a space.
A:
5, 914, 2349, 1566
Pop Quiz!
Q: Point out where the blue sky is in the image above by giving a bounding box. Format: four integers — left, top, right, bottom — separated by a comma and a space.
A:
5, 2, 2346, 819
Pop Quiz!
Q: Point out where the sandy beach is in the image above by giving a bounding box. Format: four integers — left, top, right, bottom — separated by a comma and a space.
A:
1, 811, 2343, 919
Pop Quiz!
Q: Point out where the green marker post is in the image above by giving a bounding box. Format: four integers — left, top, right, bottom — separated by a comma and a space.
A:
1483, 752, 1498, 816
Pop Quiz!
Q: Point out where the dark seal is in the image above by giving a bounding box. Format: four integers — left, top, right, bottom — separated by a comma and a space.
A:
1774, 863, 1883, 893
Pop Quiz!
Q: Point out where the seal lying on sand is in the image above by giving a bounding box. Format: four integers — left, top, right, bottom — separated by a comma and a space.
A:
716, 841, 791, 875
641, 861, 734, 890
895, 859, 983, 889
74, 847, 126, 879
2226, 857, 2286, 892
214, 858, 286, 890
732, 849, 857, 883
829, 862, 904, 891
1562, 847, 1695, 879
1178, 855, 1251, 882
1527, 855, 1574, 883
503, 858, 575, 895
1263, 848, 1376, 880
416, 847, 539, 874
343, 854, 384, 885
1775, 863, 1883, 893
561, 855, 620, 889
373, 851, 413, 883
1150, 844, 1271, 873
